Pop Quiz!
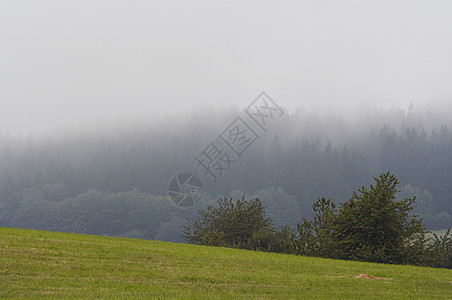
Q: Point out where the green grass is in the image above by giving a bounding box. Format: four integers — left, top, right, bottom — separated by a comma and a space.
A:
1, 227, 451, 298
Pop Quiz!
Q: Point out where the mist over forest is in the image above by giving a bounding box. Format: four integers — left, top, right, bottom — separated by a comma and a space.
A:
1, 102, 451, 242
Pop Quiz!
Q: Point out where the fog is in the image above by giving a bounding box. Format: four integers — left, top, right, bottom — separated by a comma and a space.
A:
1, 0, 452, 135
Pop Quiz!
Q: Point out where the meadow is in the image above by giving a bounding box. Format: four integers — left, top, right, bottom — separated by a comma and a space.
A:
1, 227, 451, 298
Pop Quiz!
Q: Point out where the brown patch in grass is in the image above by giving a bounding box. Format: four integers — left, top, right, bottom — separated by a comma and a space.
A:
355, 274, 390, 280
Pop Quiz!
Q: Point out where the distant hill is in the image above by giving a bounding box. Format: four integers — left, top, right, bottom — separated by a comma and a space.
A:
1, 107, 452, 242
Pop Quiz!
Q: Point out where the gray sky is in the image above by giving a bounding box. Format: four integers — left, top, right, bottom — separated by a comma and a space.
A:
1, 0, 452, 135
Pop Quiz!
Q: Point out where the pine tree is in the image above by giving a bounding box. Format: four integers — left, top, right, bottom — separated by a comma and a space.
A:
293, 197, 337, 257
333, 172, 428, 264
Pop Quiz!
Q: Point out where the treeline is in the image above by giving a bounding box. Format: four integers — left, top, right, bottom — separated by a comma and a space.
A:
0, 186, 299, 242
0, 104, 451, 239
183, 173, 452, 269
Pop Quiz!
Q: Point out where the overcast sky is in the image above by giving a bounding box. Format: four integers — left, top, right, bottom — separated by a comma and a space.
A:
1, 0, 452, 135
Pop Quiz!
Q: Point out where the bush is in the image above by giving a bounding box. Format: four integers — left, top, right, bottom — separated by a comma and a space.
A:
247, 225, 294, 253
182, 197, 273, 248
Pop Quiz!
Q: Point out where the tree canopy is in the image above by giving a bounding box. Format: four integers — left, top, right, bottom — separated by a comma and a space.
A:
182, 197, 273, 248
332, 172, 427, 264
184, 172, 451, 268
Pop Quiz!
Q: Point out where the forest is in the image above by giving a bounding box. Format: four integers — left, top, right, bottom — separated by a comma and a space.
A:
0, 103, 451, 242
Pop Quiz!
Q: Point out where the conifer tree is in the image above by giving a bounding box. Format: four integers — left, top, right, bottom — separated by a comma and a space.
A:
333, 172, 428, 264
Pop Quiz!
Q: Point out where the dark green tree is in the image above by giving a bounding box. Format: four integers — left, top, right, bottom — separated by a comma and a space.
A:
426, 229, 452, 269
333, 172, 428, 264
293, 197, 337, 257
182, 197, 273, 248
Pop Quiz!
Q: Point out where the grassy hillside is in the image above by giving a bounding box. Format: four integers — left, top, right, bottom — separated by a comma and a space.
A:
1, 227, 451, 298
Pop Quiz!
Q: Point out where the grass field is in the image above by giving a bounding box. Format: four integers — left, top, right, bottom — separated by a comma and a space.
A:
1, 227, 451, 298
